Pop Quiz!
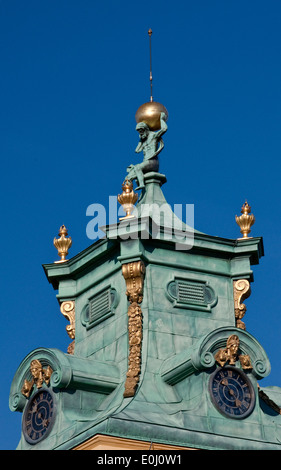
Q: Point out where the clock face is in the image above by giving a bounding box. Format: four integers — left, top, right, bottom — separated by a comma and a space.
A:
209, 366, 255, 419
22, 389, 56, 444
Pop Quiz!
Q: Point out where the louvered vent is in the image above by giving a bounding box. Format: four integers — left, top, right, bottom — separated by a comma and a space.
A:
81, 287, 118, 329
167, 278, 217, 312
177, 281, 205, 305
89, 288, 111, 325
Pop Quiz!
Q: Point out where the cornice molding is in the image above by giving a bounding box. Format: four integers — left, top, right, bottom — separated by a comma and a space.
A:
73, 433, 195, 450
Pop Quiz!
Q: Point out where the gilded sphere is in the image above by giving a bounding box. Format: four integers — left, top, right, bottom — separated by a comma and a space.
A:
135, 101, 168, 131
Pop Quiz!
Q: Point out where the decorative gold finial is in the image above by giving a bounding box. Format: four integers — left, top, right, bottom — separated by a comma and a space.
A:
53, 225, 72, 263
135, 29, 168, 131
235, 201, 255, 239
118, 179, 138, 220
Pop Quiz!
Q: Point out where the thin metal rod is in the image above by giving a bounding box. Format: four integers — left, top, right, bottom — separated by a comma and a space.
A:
148, 28, 153, 102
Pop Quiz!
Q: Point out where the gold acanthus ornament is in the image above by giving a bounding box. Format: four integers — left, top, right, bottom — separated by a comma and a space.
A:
235, 201, 255, 239
53, 225, 72, 263
118, 179, 138, 220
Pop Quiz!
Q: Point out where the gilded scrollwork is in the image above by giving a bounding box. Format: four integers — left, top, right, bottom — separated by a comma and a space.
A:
21, 359, 53, 398
233, 279, 251, 330
122, 260, 145, 398
60, 300, 75, 354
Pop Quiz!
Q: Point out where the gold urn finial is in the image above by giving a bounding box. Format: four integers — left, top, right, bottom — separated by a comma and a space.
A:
118, 179, 138, 220
53, 225, 72, 263
235, 201, 255, 239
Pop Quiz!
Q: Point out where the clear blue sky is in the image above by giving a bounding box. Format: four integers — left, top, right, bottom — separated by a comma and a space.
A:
1, 0, 281, 450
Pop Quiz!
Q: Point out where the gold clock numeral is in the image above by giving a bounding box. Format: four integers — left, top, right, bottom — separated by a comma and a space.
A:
31, 403, 38, 413
42, 418, 49, 428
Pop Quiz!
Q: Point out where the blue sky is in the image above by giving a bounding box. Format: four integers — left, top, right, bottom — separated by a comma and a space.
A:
1, 0, 281, 449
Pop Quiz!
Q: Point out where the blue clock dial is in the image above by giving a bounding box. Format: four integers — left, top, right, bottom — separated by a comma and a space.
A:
209, 366, 255, 419
23, 389, 56, 444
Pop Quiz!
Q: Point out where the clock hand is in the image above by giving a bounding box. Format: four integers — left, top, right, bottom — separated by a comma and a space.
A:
221, 379, 235, 397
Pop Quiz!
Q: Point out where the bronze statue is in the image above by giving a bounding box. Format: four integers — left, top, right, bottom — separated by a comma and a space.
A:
126, 111, 168, 189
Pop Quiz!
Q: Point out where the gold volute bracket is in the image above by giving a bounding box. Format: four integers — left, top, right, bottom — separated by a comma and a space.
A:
53, 225, 72, 263
233, 279, 251, 330
235, 201, 255, 239
60, 300, 75, 355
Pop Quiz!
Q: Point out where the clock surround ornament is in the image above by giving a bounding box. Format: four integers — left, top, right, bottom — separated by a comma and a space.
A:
214, 334, 252, 370
21, 360, 53, 398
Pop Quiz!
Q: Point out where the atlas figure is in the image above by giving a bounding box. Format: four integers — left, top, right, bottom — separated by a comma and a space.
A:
126, 112, 168, 189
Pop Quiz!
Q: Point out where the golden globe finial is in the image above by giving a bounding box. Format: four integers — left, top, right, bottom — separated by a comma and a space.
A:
135, 29, 169, 130
135, 101, 168, 131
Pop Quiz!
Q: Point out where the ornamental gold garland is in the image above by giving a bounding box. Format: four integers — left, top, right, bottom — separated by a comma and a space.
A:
122, 261, 145, 397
